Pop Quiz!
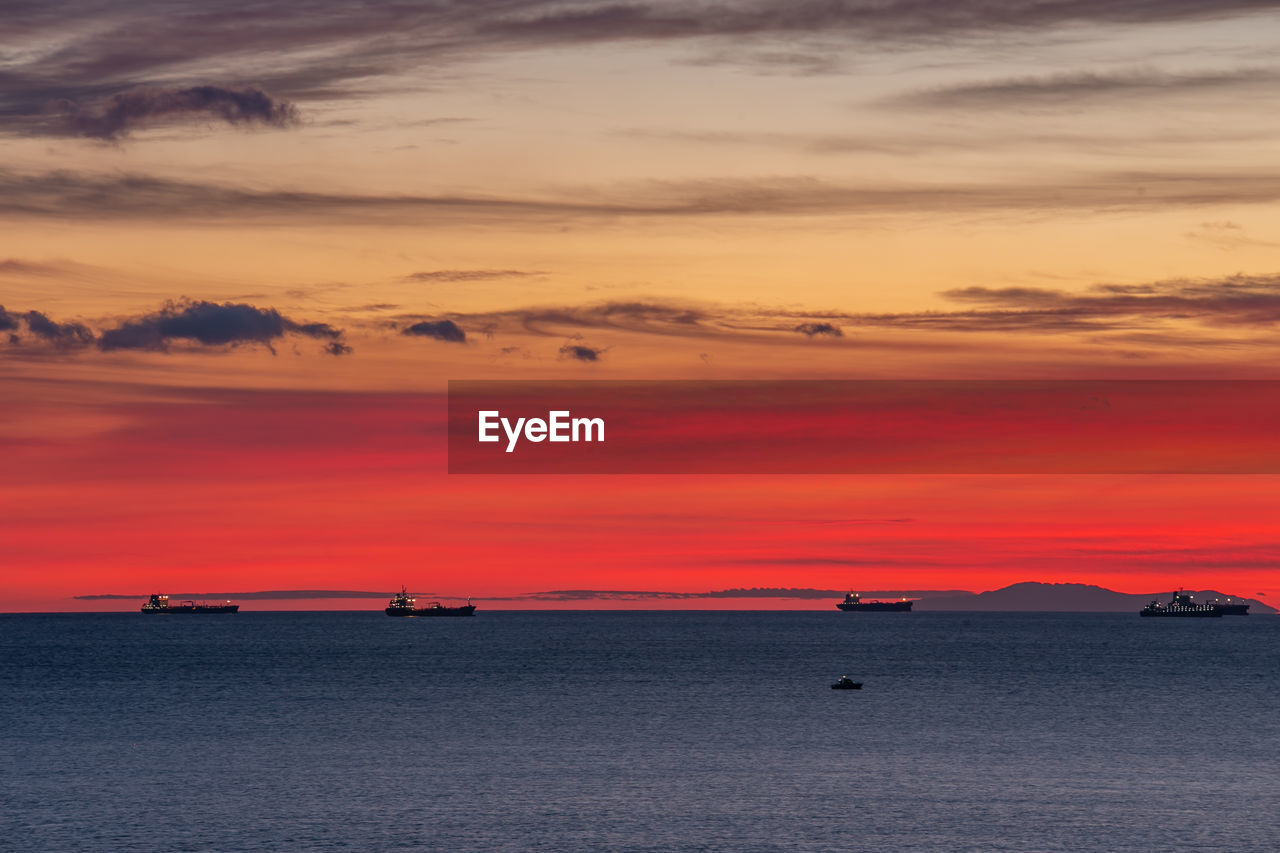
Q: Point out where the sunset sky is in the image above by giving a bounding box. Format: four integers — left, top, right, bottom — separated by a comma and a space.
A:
4, 1, 1280, 610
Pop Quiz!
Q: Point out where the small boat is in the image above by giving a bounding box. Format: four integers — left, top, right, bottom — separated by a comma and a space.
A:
831, 676, 863, 690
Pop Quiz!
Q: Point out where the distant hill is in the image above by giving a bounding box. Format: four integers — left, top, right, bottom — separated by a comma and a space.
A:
915, 582, 1276, 614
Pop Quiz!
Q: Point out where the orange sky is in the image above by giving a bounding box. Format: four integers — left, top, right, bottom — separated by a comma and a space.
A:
4, 2, 1280, 610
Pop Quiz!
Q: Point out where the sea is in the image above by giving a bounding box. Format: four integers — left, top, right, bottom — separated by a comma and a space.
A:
1, 611, 1277, 852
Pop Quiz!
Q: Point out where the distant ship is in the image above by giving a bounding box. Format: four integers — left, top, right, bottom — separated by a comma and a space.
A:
385, 587, 476, 617
1139, 590, 1223, 618
141, 594, 239, 614
836, 592, 913, 612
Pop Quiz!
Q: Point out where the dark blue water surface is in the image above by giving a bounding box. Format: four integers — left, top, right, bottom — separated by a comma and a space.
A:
2, 611, 1278, 852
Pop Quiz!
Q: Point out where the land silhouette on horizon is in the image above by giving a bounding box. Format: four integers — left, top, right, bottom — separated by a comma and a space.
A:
911, 581, 1275, 614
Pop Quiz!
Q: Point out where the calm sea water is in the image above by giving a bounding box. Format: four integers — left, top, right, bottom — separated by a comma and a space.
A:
1, 611, 1277, 852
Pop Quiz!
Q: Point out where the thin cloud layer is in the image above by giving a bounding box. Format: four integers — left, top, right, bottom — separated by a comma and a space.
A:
9, 169, 1280, 224
10, 273, 1280, 363
893, 67, 1280, 109
431, 273, 1280, 351
3, 0, 1277, 138
936, 275, 1280, 330
406, 270, 539, 283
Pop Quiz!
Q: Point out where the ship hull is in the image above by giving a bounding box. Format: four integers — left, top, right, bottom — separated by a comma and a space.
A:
1139, 609, 1222, 617
385, 605, 476, 617
142, 605, 239, 614
836, 601, 912, 612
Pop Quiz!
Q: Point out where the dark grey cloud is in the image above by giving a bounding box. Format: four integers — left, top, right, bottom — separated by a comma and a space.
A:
497, 587, 961, 601
559, 343, 603, 361
406, 269, 540, 283
402, 319, 467, 342
894, 66, 1280, 109
22, 310, 94, 347
75, 590, 406, 601
0, 305, 18, 331
97, 299, 350, 354
794, 322, 842, 337
290, 321, 345, 340
45, 85, 297, 140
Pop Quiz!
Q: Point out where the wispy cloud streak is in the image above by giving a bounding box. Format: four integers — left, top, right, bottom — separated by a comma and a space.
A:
892, 66, 1280, 109
8, 170, 1280, 224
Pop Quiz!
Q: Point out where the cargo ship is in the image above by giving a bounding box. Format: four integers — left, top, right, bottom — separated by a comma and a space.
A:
141, 594, 239, 614
1139, 590, 1223, 617
385, 587, 476, 617
836, 592, 913, 612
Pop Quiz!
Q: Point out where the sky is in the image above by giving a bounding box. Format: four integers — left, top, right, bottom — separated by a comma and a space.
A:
4, 0, 1280, 610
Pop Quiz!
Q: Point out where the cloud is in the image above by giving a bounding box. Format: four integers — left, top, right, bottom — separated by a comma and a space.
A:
498, 302, 707, 337
12, 169, 1280, 225
496, 587, 960, 601
0, 259, 62, 275
430, 272, 1280, 353
0, 306, 17, 332
893, 67, 1280, 109
97, 299, 349, 353
406, 269, 540, 283
2, 1, 1276, 141
402, 319, 467, 342
559, 343, 603, 361
1183, 220, 1280, 251
289, 321, 344, 340
794, 322, 842, 337
21, 310, 94, 347
933, 274, 1280, 330
47, 85, 297, 140
474, 1, 1280, 46
635, 124, 1279, 159
75, 590, 405, 600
